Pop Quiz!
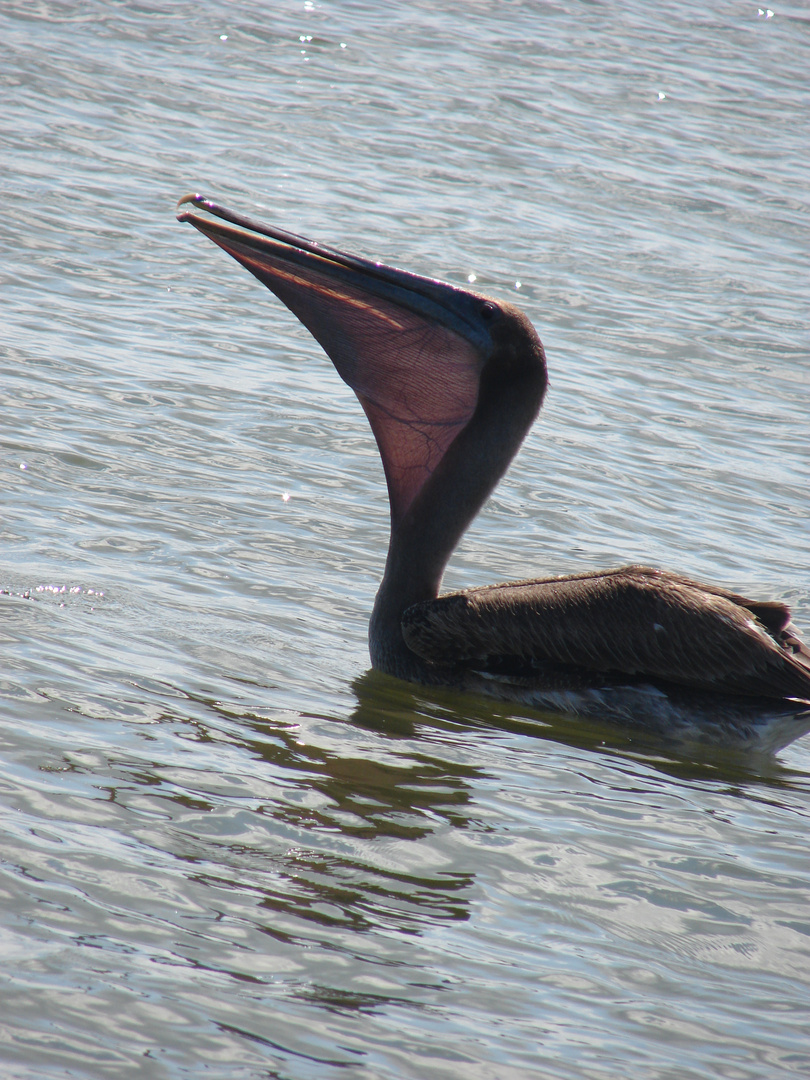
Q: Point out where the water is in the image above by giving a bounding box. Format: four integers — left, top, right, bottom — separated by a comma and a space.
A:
2, 1, 810, 1076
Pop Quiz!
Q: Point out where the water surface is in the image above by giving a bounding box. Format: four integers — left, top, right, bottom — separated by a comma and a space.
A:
2, 2, 810, 1077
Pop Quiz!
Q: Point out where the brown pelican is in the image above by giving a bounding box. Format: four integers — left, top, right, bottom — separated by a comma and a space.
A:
177, 194, 810, 751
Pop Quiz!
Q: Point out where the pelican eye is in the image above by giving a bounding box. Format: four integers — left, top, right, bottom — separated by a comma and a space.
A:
480, 301, 498, 320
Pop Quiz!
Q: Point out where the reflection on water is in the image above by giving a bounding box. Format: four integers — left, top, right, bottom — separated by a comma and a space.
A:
353, 669, 810, 789
3, 641, 810, 1077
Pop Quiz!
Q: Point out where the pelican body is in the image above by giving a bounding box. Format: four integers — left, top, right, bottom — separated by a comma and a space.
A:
178, 195, 810, 751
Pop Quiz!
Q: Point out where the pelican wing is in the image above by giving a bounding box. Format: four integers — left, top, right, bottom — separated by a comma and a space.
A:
401, 566, 810, 700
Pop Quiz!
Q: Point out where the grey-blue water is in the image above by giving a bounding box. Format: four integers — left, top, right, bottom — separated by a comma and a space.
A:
2, 2, 809, 1077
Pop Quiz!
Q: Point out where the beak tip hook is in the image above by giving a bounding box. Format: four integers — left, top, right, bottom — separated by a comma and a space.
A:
176, 192, 212, 221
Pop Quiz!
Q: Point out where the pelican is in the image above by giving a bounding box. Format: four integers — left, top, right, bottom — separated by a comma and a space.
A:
177, 194, 810, 751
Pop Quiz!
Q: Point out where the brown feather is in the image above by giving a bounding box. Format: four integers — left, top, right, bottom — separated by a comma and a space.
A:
402, 566, 810, 701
